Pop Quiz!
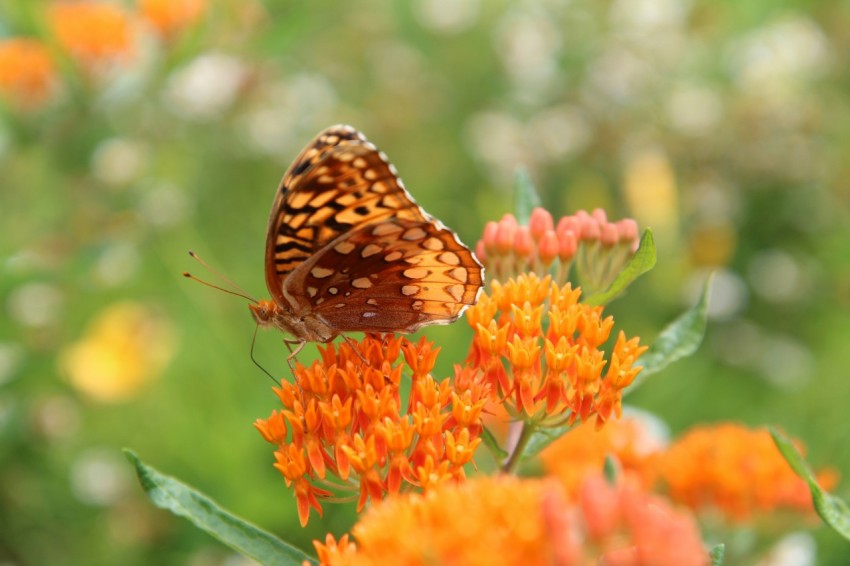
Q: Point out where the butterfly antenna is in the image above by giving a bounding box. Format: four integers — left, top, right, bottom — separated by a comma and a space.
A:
184, 250, 258, 303
251, 324, 280, 386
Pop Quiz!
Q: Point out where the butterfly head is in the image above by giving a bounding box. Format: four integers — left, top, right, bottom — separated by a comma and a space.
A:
249, 299, 278, 327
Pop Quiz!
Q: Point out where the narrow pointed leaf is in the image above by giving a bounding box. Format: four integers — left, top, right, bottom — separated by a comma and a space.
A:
514, 168, 541, 224
770, 429, 850, 541
709, 544, 725, 566
625, 273, 711, 393
585, 229, 656, 306
125, 450, 316, 565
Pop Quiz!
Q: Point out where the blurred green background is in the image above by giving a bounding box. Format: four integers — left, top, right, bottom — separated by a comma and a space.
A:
2, 0, 849, 564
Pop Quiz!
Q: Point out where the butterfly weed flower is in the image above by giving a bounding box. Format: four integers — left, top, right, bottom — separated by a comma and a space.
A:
541, 416, 663, 497
477, 207, 639, 293
0, 38, 57, 110
313, 474, 710, 566
47, 2, 134, 69
254, 334, 488, 526
658, 423, 838, 522
139, 0, 207, 38
466, 273, 647, 435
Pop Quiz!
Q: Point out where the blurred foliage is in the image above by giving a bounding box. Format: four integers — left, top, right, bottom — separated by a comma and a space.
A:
1, 0, 850, 564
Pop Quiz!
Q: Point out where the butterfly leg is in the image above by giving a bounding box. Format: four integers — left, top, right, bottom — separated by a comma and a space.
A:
284, 338, 307, 372
342, 334, 370, 365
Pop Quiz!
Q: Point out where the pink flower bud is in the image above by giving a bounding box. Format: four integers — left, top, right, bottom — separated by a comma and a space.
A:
513, 225, 534, 259
557, 229, 577, 261
591, 208, 608, 225
615, 219, 639, 245
529, 207, 554, 241
600, 222, 619, 247
579, 215, 601, 241
579, 475, 621, 539
474, 240, 487, 264
496, 215, 517, 254
557, 215, 580, 237
482, 221, 499, 252
538, 229, 559, 266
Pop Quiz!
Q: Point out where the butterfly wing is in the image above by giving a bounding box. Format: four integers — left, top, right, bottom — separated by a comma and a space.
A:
264, 125, 429, 306
282, 218, 484, 333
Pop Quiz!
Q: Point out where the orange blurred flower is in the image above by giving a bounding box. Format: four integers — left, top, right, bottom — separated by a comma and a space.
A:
315, 474, 709, 566
658, 424, 838, 521
59, 302, 175, 402
139, 0, 206, 37
0, 38, 56, 108
465, 272, 647, 427
48, 2, 133, 65
541, 416, 663, 496
254, 334, 488, 526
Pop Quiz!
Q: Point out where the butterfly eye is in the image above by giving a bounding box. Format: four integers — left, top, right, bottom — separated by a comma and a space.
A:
250, 301, 273, 325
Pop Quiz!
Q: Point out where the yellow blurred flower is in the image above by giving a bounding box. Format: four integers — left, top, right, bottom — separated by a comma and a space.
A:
48, 1, 134, 66
138, 0, 206, 37
658, 423, 838, 521
0, 38, 56, 108
315, 474, 709, 566
60, 302, 175, 402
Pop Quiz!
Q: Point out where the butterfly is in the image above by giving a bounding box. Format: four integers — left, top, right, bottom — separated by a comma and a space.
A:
249, 125, 484, 357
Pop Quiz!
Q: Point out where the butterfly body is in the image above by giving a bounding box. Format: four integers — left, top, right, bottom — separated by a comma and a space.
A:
256, 125, 483, 350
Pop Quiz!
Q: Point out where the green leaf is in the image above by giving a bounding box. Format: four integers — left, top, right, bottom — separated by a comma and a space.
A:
585, 229, 657, 306
625, 273, 711, 393
770, 428, 850, 541
521, 421, 576, 460
709, 544, 726, 566
514, 168, 541, 224
125, 450, 316, 566
603, 454, 621, 484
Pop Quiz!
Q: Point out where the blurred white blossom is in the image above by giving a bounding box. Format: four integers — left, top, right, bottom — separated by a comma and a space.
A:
665, 83, 724, 136
71, 448, 131, 506
164, 53, 249, 120
7, 282, 63, 328
91, 138, 149, 187
414, 0, 480, 33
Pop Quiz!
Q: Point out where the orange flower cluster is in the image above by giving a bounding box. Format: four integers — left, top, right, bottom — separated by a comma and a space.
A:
466, 272, 647, 426
0, 39, 56, 108
0, 1, 207, 111
658, 424, 837, 521
476, 207, 639, 289
541, 417, 661, 496
254, 334, 488, 526
139, 0, 207, 37
48, 2, 134, 65
314, 475, 709, 566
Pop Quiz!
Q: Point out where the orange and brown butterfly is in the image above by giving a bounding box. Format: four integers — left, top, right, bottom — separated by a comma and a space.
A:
242, 124, 483, 357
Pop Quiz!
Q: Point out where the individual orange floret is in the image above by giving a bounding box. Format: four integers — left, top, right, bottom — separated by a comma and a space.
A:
658, 423, 838, 521
139, 0, 206, 38
254, 334, 488, 527
48, 2, 133, 66
465, 273, 647, 427
0, 38, 56, 109
314, 475, 709, 566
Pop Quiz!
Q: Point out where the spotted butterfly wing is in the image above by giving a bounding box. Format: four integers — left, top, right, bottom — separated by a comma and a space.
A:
254, 124, 483, 344
284, 217, 482, 332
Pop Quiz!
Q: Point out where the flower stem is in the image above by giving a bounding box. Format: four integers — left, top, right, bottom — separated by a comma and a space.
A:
501, 420, 536, 474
